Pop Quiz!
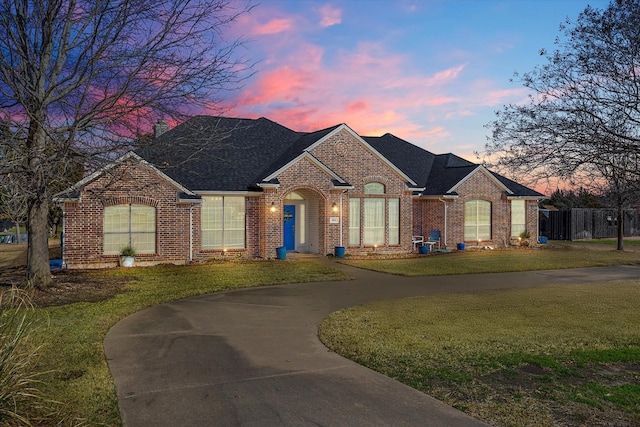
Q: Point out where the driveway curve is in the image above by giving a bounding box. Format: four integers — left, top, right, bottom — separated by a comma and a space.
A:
104, 260, 640, 426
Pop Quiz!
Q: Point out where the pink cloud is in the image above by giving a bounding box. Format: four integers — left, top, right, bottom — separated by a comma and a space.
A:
254, 18, 294, 35
317, 5, 342, 27
224, 7, 522, 151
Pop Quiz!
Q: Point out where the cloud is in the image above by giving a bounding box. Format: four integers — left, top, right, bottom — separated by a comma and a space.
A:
254, 18, 294, 35
224, 4, 523, 152
317, 5, 342, 27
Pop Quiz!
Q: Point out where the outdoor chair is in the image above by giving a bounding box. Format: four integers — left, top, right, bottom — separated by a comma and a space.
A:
427, 230, 441, 250
412, 235, 424, 251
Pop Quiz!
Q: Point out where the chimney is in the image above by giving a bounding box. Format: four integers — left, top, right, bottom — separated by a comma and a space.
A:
153, 119, 169, 138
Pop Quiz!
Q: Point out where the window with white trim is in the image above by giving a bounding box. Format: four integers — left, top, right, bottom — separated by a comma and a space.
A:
511, 200, 526, 237
349, 198, 360, 245
103, 204, 156, 255
202, 196, 245, 249
388, 198, 399, 245
464, 200, 491, 241
349, 182, 400, 246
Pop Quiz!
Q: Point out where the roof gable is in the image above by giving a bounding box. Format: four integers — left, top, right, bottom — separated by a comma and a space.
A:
447, 165, 512, 194
260, 124, 417, 186
55, 151, 193, 201
262, 152, 349, 185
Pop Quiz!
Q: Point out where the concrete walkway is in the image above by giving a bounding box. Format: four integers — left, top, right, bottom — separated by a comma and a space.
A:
104, 259, 640, 426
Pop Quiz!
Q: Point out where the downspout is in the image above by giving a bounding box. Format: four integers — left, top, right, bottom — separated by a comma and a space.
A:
439, 198, 448, 248
189, 205, 193, 263
339, 192, 343, 247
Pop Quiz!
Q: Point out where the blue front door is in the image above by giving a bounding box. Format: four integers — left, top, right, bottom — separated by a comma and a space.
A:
283, 205, 295, 250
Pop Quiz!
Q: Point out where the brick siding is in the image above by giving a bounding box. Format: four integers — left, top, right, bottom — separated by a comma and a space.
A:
63, 132, 539, 268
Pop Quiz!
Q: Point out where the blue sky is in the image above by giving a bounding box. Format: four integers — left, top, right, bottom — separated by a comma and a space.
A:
221, 0, 610, 162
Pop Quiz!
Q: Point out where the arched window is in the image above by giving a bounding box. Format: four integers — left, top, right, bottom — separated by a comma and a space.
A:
104, 204, 156, 255
464, 200, 491, 241
364, 182, 385, 194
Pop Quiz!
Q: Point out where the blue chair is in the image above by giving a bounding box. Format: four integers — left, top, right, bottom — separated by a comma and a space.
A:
428, 230, 441, 250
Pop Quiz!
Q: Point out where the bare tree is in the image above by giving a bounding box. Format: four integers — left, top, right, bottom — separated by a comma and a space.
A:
484, 0, 640, 250
0, 0, 253, 288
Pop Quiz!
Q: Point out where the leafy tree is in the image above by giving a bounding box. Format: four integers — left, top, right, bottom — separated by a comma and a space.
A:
485, 0, 640, 250
0, 0, 253, 288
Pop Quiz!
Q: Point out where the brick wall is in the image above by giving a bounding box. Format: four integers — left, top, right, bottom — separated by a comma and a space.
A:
63, 158, 197, 268
309, 129, 413, 254
413, 169, 539, 249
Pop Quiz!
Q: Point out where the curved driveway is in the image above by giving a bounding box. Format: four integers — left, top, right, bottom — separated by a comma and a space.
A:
105, 259, 640, 426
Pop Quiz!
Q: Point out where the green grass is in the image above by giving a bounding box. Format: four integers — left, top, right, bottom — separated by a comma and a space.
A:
31, 261, 350, 426
582, 239, 640, 246
319, 281, 640, 426
340, 247, 639, 276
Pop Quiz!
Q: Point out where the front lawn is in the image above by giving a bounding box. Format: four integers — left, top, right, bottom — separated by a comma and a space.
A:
340, 246, 639, 276
24, 261, 350, 425
319, 281, 640, 426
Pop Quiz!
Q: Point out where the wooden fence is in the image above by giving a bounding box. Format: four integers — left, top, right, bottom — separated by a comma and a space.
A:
540, 208, 640, 240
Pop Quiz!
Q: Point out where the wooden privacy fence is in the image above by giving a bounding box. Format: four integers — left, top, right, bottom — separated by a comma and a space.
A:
540, 208, 640, 240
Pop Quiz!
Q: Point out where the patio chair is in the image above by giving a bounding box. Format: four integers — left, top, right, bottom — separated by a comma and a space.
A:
427, 230, 441, 250
412, 235, 424, 251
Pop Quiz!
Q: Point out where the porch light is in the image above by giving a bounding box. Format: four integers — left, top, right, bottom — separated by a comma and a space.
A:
270, 202, 276, 213
332, 202, 338, 213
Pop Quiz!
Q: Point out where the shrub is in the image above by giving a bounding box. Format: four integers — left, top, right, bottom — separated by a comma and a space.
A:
0, 289, 49, 425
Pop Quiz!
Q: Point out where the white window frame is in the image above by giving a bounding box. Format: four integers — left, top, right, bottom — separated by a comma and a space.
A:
103, 204, 156, 255
464, 200, 491, 241
511, 200, 526, 237
202, 196, 246, 249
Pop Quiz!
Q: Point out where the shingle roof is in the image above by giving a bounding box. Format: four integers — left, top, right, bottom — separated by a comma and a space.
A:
363, 133, 435, 187
136, 116, 301, 191
134, 115, 542, 197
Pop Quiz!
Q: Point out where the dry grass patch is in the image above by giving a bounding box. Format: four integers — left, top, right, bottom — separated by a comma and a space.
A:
319, 281, 640, 427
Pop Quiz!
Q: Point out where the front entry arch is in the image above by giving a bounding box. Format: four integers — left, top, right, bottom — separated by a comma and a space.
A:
283, 190, 323, 254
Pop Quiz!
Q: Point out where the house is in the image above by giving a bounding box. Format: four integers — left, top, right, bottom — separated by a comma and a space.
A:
56, 116, 543, 269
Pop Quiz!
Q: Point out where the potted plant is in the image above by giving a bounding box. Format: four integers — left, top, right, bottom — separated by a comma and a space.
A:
120, 244, 136, 267
519, 230, 531, 247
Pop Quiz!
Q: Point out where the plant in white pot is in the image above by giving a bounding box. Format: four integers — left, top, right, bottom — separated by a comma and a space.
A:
119, 244, 136, 267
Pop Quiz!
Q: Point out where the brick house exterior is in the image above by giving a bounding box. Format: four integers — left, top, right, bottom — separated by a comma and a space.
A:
57, 116, 542, 269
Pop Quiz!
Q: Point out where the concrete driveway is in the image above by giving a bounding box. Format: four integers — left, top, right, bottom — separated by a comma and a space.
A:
104, 259, 640, 426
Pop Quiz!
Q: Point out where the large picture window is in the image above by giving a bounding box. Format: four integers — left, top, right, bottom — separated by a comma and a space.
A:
202, 196, 245, 249
104, 204, 156, 255
511, 200, 526, 237
349, 182, 400, 246
464, 200, 491, 241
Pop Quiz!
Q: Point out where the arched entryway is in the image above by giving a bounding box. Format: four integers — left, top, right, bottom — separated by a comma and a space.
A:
283, 189, 324, 254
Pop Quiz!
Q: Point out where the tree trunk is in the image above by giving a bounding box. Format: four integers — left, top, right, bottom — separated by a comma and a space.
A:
25, 117, 52, 289
27, 196, 52, 289
616, 207, 624, 251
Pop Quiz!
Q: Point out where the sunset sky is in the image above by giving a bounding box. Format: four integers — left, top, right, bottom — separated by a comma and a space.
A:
221, 0, 609, 163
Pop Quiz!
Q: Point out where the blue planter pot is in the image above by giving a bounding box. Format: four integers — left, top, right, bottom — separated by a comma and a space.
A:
276, 246, 287, 260
335, 246, 345, 258
419, 245, 429, 255
457, 243, 465, 250
538, 237, 548, 244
